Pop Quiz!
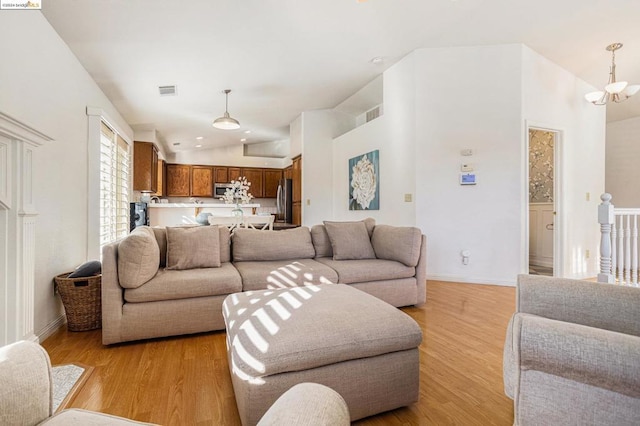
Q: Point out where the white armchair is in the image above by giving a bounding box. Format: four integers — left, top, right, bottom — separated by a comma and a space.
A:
0, 341, 349, 426
504, 275, 640, 425
0, 340, 152, 425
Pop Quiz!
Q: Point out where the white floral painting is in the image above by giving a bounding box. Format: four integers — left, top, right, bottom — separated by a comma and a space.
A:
349, 150, 379, 210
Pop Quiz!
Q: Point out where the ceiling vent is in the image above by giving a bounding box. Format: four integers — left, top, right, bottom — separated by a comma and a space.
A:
158, 85, 177, 96
366, 106, 381, 122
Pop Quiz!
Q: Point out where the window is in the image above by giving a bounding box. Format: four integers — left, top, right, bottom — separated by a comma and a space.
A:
100, 121, 130, 247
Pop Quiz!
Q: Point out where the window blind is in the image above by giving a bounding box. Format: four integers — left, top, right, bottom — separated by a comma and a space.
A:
100, 122, 130, 248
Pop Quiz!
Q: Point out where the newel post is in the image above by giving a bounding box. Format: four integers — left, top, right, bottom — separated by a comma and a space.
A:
598, 193, 615, 283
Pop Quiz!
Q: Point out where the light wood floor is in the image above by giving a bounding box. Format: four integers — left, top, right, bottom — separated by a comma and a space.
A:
42, 280, 516, 425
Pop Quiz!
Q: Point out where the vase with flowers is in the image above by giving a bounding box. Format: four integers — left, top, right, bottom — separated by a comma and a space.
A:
219, 176, 254, 217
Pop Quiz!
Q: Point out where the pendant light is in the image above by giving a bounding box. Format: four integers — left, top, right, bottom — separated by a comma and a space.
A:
585, 43, 640, 105
213, 89, 240, 130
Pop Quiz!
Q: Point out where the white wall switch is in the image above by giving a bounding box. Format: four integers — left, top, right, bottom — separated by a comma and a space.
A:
586, 192, 590, 201
461, 149, 473, 156
306, 199, 311, 206
404, 193, 412, 202
461, 164, 474, 172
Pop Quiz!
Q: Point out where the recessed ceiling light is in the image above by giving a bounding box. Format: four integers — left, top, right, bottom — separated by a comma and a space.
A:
244, 130, 251, 134
195, 144, 202, 148
196, 136, 203, 140
240, 138, 247, 142
173, 142, 181, 146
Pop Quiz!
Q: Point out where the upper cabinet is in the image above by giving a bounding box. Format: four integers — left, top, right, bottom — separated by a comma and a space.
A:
292, 155, 302, 203
264, 169, 282, 198
166, 164, 191, 197
228, 167, 242, 182
191, 166, 213, 197
214, 167, 229, 184
158, 162, 286, 199
133, 142, 158, 192
154, 159, 166, 196
242, 168, 264, 198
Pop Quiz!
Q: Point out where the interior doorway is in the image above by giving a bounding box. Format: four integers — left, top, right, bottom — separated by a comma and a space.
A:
528, 128, 558, 276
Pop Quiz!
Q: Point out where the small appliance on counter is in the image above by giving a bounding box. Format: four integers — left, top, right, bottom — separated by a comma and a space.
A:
130, 202, 149, 231
276, 178, 293, 223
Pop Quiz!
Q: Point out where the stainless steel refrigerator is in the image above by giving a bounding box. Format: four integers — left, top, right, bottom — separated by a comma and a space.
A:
276, 178, 293, 223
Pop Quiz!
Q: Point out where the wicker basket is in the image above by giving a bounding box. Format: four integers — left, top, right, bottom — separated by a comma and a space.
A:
54, 273, 102, 331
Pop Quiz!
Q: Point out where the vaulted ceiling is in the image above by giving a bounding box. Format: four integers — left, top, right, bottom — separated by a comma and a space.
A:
42, 0, 640, 154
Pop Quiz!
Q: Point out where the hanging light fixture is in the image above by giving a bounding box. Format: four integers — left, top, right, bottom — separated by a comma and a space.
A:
212, 89, 240, 130
585, 43, 640, 105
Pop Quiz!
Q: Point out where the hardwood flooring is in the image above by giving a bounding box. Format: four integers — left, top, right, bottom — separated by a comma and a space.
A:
42, 280, 516, 425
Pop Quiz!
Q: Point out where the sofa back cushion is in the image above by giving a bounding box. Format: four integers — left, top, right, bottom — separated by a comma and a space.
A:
323, 221, 376, 260
166, 226, 221, 270
371, 225, 423, 267
118, 226, 160, 288
153, 226, 230, 266
311, 218, 375, 258
232, 227, 316, 261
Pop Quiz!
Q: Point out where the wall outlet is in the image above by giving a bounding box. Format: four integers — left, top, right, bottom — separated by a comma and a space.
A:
306, 199, 311, 206
586, 249, 590, 259
586, 192, 590, 201
404, 193, 412, 202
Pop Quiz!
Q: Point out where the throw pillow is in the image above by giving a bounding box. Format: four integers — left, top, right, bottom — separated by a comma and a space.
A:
166, 226, 221, 270
118, 226, 160, 288
323, 221, 376, 260
371, 225, 423, 267
232, 227, 315, 261
68, 260, 101, 278
311, 218, 375, 258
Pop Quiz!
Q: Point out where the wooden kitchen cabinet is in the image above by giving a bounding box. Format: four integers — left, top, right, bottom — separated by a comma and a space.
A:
284, 166, 292, 180
228, 167, 242, 182
214, 167, 229, 184
293, 202, 302, 226
264, 169, 282, 198
241, 168, 264, 198
133, 141, 158, 192
191, 166, 213, 197
166, 164, 191, 197
292, 155, 302, 203
154, 159, 166, 196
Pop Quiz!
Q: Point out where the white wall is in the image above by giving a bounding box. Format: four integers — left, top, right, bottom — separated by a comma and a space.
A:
521, 45, 606, 279
0, 12, 132, 338
605, 116, 640, 207
331, 53, 416, 226
414, 45, 523, 285
169, 144, 286, 168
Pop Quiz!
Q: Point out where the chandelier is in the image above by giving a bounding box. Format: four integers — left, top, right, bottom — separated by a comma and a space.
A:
585, 43, 640, 105
212, 89, 240, 130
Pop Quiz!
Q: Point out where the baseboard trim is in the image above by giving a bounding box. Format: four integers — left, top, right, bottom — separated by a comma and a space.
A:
37, 314, 66, 343
426, 274, 516, 287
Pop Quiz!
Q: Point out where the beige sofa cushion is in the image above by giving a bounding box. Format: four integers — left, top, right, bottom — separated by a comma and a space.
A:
371, 225, 423, 267
223, 284, 422, 377
323, 221, 375, 260
166, 226, 221, 270
315, 258, 415, 284
232, 227, 315, 261
124, 263, 242, 303
311, 218, 375, 258
233, 259, 339, 291
154, 226, 230, 266
118, 226, 160, 289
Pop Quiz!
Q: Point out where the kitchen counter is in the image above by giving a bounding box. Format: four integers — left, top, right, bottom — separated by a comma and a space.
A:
147, 203, 261, 227
147, 203, 261, 208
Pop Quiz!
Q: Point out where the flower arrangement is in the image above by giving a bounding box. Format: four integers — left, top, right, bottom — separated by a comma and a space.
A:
351, 154, 377, 209
220, 176, 254, 205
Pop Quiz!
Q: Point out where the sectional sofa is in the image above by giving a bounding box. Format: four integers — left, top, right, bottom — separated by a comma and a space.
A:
101, 219, 426, 345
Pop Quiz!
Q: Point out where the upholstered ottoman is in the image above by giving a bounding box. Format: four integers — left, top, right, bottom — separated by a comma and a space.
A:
223, 284, 422, 425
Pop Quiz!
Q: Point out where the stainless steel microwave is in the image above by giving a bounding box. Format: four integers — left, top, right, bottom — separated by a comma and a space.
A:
214, 183, 233, 197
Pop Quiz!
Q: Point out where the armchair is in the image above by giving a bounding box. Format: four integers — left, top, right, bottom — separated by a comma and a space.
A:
503, 275, 640, 425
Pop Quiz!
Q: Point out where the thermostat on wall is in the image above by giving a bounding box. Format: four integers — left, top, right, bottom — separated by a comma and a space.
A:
460, 172, 477, 185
